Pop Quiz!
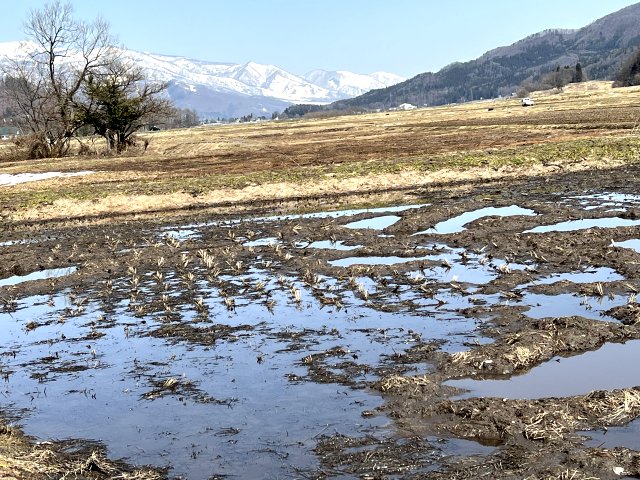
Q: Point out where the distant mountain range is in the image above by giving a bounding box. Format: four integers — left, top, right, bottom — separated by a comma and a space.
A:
331, 2, 640, 111
0, 41, 404, 118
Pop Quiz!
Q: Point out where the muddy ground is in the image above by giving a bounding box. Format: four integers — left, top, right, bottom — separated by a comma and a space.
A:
1, 160, 640, 479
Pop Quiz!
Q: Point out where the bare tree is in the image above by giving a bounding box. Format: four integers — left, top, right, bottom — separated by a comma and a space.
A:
2, 0, 112, 157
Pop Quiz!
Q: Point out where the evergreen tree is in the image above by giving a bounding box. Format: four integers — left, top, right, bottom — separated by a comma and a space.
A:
78, 60, 172, 153
574, 63, 584, 82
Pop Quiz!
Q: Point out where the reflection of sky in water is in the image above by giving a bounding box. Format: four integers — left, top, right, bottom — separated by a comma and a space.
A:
330, 255, 428, 267
266, 203, 428, 221
163, 229, 200, 241
525, 217, 640, 233
299, 240, 361, 250
585, 417, 640, 450
0, 270, 485, 479
565, 192, 640, 211
424, 436, 496, 457
245, 238, 362, 250
344, 215, 401, 230
0, 267, 77, 287
243, 236, 279, 247
522, 292, 625, 321
613, 238, 640, 253
163, 204, 429, 239
447, 340, 640, 399
525, 267, 623, 286
414, 205, 536, 235
6, 196, 640, 475
329, 244, 505, 284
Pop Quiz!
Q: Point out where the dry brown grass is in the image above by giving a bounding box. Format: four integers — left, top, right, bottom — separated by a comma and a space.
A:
11, 155, 625, 222
3, 81, 640, 223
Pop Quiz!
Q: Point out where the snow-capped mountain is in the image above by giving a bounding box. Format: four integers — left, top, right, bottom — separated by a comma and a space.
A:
0, 41, 404, 118
303, 70, 406, 98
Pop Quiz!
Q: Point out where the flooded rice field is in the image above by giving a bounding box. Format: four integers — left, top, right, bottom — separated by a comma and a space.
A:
2, 173, 640, 478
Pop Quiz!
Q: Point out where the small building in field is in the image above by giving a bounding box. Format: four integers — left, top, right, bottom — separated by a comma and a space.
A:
397, 103, 417, 110
0, 126, 21, 140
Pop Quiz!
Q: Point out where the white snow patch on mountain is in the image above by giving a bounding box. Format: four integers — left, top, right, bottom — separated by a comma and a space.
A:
303, 69, 405, 97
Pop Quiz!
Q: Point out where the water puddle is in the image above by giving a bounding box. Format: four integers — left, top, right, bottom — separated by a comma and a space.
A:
521, 293, 625, 321
529, 267, 624, 286
163, 229, 200, 241
567, 192, 640, 211
426, 436, 497, 457
254, 203, 428, 223
584, 417, 640, 450
414, 205, 536, 235
0, 239, 35, 247
344, 215, 401, 230
329, 255, 428, 267
524, 217, 640, 234
243, 237, 280, 247
409, 245, 503, 284
10, 195, 640, 476
409, 263, 498, 285
1, 293, 394, 479
279, 203, 427, 220
296, 240, 361, 251
613, 239, 640, 254
161, 204, 428, 239
446, 340, 640, 399
0, 267, 77, 287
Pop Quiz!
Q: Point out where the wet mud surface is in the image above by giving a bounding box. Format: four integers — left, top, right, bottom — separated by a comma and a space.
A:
2, 165, 640, 478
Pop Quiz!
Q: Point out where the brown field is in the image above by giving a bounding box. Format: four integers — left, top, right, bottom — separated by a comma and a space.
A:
2, 80, 640, 224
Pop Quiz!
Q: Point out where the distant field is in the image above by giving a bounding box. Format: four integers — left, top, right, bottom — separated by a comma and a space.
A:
2, 80, 640, 222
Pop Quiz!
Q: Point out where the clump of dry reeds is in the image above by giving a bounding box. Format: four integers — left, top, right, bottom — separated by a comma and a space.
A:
504, 343, 547, 369
374, 374, 435, 394
522, 388, 640, 442
0, 438, 164, 479
585, 388, 640, 424
523, 406, 576, 441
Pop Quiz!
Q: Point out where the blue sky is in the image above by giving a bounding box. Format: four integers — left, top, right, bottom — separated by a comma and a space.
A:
0, 1, 637, 77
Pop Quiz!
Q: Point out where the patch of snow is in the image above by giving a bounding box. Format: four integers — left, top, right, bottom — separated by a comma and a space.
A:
0, 171, 95, 186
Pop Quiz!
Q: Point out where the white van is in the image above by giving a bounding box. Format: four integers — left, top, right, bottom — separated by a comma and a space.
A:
522, 97, 534, 106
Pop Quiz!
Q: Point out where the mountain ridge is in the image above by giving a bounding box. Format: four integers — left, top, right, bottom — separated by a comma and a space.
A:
0, 42, 405, 118
329, 3, 640, 111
